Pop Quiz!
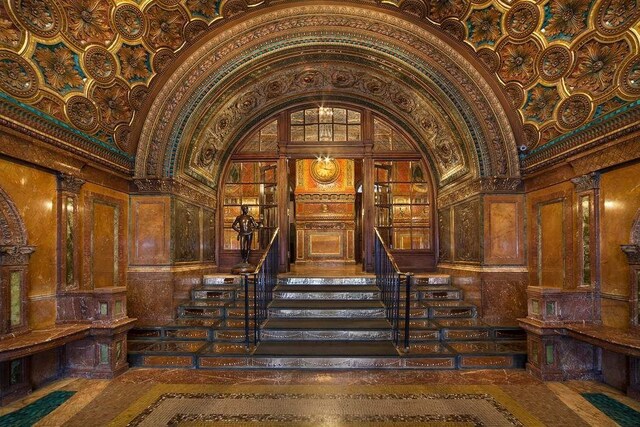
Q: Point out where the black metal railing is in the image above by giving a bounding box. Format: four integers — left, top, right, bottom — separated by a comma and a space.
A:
241, 228, 279, 348
374, 228, 412, 350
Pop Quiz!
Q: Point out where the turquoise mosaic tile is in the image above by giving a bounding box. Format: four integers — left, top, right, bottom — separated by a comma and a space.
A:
0, 390, 75, 427
582, 393, 640, 427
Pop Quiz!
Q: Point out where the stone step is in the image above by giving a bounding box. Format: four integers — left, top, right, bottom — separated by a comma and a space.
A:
202, 275, 241, 286
278, 277, 376, 286
418, 288, 462, 301
260, 318, 392, 341
273, 285, 380, 300
413, 274, 451, 285
268, 300, 385, 318
191, 288, 237, 300
128, 339, 526, 370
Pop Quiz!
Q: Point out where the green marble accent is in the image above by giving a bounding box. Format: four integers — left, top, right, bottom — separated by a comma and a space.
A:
0, 391, 75, 427
581, 393, 640, 426
100, 302, 108, 316
65, 196, 74, 288
545, 343, 554, 365
546, 301, 556, 317
10, 359, 22, 385
115, 300, 123, 314
531, 299, 540, 315
580, 196, 591, 287
10, 272, 21, 326
99, 343, 109, 364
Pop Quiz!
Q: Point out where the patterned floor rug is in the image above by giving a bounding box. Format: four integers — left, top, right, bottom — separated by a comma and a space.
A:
110, 384, 543, 426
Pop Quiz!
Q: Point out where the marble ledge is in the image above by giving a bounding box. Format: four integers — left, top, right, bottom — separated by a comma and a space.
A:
0, 324, 90, 362
437, 263, 528, 273
526, 286, 595, 295
565, 324, 640, 358
89, 317, 137, 335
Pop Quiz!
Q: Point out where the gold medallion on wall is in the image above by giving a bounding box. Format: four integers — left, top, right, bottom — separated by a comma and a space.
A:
310, 158, 340, 184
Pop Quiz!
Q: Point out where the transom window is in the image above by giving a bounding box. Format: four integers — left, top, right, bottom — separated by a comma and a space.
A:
290, 107, 361, 142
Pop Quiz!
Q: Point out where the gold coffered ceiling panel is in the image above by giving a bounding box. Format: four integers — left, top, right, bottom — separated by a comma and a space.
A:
0, 0, 638, 164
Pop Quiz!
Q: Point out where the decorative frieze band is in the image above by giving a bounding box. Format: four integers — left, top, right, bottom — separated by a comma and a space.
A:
133, 178, 217, 209
296, 194, 356, 203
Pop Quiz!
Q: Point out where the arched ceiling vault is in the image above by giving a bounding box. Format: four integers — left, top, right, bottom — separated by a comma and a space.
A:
0, 0, 638, 178
135, 3, 521, 188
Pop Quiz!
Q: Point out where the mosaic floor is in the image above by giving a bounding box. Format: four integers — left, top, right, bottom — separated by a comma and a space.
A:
2, 369, 639, 426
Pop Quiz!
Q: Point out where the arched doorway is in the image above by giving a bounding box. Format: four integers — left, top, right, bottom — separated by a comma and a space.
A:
218, 104, 436, 272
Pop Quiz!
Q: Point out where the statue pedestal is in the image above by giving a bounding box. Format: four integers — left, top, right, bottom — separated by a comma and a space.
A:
231, 262, 255, 274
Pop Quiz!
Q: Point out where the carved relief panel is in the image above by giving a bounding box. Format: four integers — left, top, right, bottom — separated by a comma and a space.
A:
453, 199, 481, 263
174, 199, 201, 263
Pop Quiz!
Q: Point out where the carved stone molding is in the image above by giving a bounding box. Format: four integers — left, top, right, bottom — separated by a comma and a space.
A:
0, 186, 28, 247
133, 178, 217, 209
137, 5, 519, 186
621, 245, 640, 265
437, 177, 522, 207
0, 245, 36, 265
296, 194, 356, 203
571, 172, 600, 192
57, 173, 86, 193
479, 177, 523, 192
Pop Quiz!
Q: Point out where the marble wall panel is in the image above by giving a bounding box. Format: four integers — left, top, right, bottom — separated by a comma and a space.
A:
30, 348, 61, 387
453, 199, 481, 262
526, 182, 574, 289
0, 158, 57, 303
130, 196, 171, 265
27, 297, 56, 330
539, 201, 565, 288
481, 277, 528, 322
602, 350, 628, 391
601, 297, 631, 328
174, 200, 201, 262
81, 186, 127, 289
600, 162, 640, 297
127, 271, 175, 324
92, 202, 117, 288
438, 207, 451, 262
483, 195, 525, 265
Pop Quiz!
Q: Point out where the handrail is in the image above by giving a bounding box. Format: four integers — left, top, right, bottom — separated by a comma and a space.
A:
374, 227, 412, 350
241, 228, 279, 348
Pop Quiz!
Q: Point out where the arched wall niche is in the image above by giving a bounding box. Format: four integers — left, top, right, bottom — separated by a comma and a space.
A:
195, 89, 465, 193
0, 186, 35, 337
133, 3, 521, 189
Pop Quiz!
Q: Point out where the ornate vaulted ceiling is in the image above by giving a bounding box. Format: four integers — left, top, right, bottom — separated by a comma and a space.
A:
0, 0, 638, 176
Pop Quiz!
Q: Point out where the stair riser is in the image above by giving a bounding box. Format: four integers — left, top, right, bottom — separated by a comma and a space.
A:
130, 354, 525, 370
178, 308, 224, 318
419, 290, 461, 300
274, 291, 380, 300
191, 290, 235, 300
429, 307, 476, 318
279, 278, 375, 286
269, 308, 386, 318
260, 330, 392, 341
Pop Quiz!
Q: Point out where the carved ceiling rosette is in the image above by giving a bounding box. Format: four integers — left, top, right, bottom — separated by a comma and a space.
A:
556, 93, 591, 129
114, 3, 146, 40
66, 95, 98, 132
595, 0, 639, 37
497, 39, 542, 87
537, 44, 572, 82
11, 0, 61, 38
566, 37, 630, 98
505, 1, 540, 40
83, 46, 116, 84
0, 50, 39, 99
61, 0, 115, 48
0, 4, 25, 50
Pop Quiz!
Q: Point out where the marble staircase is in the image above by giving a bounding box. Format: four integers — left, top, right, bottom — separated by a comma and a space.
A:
127, 273, 526, 369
